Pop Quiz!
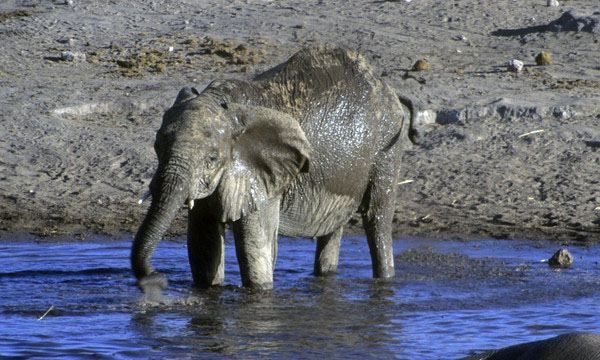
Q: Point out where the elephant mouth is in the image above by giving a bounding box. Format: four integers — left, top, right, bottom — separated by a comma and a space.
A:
138, 166, 227, 211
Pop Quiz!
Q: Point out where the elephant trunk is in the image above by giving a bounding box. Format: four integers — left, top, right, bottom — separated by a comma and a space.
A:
131, 172, 188, 289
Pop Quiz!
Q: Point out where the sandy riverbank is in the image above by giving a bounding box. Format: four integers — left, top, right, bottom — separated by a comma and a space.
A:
0, 0, 598, 241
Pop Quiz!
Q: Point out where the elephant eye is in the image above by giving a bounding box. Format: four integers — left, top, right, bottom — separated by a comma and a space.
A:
206, 153, 219, 169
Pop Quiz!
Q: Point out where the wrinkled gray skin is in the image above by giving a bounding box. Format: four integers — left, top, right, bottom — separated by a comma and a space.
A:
466, 333, 600, 360
131, 46, 413, 291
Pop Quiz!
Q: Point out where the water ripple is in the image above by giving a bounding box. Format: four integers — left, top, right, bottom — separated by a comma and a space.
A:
0, 236, 598, 359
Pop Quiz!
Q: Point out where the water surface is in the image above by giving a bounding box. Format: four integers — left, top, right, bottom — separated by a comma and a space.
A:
1, 235, 599, 359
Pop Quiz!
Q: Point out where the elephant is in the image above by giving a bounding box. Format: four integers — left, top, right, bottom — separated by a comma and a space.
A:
131, 45, 414, 291
465, 333, 600, 360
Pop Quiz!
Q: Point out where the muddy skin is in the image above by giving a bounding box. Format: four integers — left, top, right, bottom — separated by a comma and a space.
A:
132, 46, 413, 291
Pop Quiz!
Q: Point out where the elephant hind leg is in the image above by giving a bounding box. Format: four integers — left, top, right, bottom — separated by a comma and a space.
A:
187, 204, 225, 288
314, 226, 343, 276
360, 149, 399, 279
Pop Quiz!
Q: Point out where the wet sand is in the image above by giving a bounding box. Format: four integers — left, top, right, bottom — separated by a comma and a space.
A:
0, 1, 598, 241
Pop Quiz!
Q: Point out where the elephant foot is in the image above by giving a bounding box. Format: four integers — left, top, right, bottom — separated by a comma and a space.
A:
373, 266, 395, 279
137, 272, 168, 294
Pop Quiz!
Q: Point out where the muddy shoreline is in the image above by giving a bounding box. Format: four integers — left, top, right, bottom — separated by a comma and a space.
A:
0, 1, 598, 242
0, 199, 595, 244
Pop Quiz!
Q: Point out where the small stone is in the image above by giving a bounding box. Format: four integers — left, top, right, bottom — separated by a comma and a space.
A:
414, 109, 436, 128
548, 248, 573, 268
508, 59, 524, 72
60, 51, 86, 62
412, 59, 431, 71
61, 51, 74, 61
154, 63, 166, 73
535, 51, 553, 65
547, 0, 559, 7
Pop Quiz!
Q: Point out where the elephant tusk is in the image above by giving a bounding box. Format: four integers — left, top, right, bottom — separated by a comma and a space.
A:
138, 190, 151, 205
188, 199, 195, 210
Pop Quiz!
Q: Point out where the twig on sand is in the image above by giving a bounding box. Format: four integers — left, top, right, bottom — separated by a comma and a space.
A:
518, 129, 544, 138
38, 305, 54, 321
398, 179, 414, 185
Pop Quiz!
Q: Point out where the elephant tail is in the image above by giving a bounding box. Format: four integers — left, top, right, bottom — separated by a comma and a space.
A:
397, 94, 419, 146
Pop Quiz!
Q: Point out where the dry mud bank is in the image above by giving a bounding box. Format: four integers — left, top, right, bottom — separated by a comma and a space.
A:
0, 0, 598, 240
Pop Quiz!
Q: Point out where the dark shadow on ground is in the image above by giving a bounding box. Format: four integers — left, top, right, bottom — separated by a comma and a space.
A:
491, 10, 600, 36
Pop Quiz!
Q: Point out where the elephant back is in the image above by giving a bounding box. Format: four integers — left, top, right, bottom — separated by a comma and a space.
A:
253, 45, 383, 117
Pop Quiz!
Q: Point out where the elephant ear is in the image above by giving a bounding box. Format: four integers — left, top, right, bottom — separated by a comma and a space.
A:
218, 104, 310, 222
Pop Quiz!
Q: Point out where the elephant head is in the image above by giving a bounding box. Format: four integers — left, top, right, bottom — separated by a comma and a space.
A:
131, 87, 310, 291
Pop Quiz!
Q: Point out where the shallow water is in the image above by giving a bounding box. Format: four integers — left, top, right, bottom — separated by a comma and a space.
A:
1, 235, 599, 359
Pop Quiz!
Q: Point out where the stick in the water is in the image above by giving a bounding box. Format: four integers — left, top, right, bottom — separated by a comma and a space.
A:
38, 305, 54, 321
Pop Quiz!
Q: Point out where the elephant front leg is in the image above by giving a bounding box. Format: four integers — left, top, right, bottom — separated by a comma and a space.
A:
232, 197, 280, 289
187, 204, 225, 288
314, 226, 342, 276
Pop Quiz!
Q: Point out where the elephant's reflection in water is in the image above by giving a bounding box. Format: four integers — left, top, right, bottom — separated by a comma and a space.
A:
129, 280, 398, 357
